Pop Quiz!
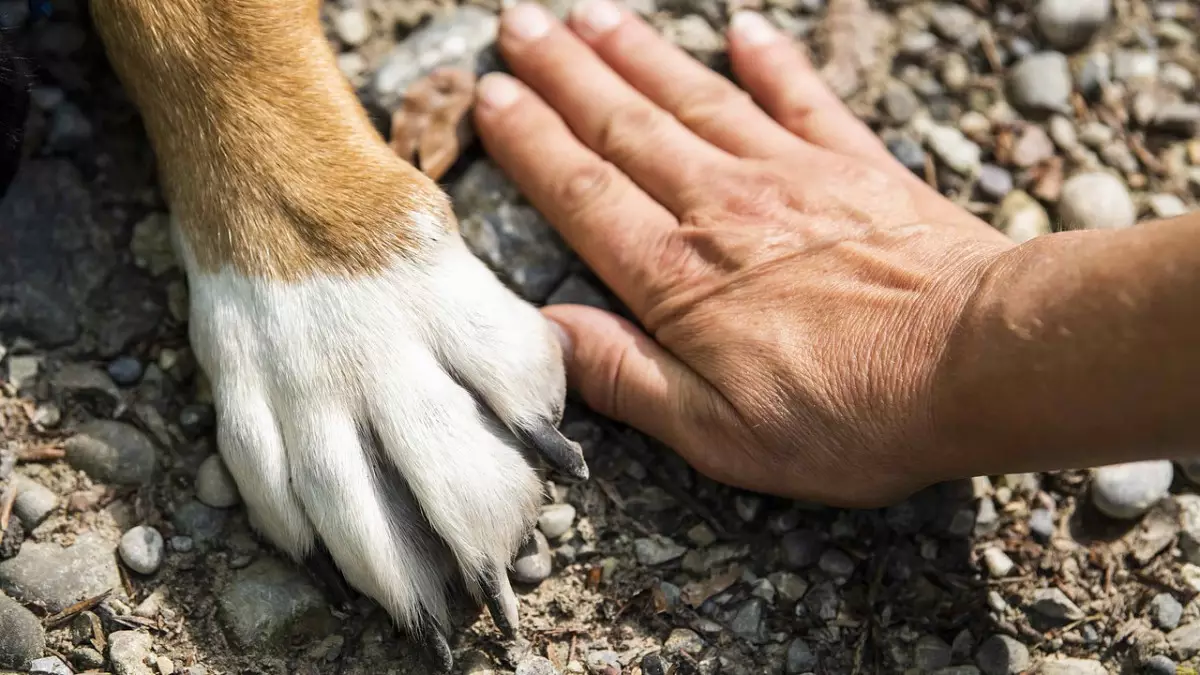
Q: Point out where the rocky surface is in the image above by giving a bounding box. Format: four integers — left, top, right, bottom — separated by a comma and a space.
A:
0, 0, 1198, 673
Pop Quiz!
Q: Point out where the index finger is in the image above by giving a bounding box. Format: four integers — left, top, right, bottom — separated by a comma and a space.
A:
473, 72, 678, 318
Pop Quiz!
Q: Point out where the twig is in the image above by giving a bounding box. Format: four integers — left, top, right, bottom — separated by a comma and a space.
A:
0, 483, 16, 531
43, 589, 113, 628
17, 446, 65, 463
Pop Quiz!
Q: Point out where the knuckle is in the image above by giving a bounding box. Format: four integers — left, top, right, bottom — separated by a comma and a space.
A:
595, 103, 664, 164
554, 160, 620, 217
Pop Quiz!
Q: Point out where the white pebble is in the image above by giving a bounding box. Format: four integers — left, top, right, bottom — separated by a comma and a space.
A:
119, 525, 165, 575
1091, 460, 1174, 520
982, 547, 1015, 577
195, 454, 241, 508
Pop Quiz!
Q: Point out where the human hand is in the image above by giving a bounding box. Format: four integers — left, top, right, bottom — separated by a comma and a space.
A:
472, 1, 1019, 507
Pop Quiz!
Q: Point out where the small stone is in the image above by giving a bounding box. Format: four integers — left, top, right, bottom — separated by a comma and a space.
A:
1048, 116, 1079, 151
129, 213, 177, 276
178, 404, 214, 439
47, 102, 93, 150
641, 654, 668, 675
914, 635, 952, 671
993, 190, 1051, 243
1148, 194, 1188, 219
930, 3, 978, 44
11, 476, 57, 530
888, 137, 927, 174
1152, 102, 1200, 136
982, 547, 1015, 577
69, 646, 105, 671
0, 532, 123, 611
770, 572, 809, 604
1161, 63, 1195, 91
1008, 52, 1073, 114
686, 523, 718, 547
171, 500, 227, 548
1149, 593, 1183, 630
882, 80, 920, 124
977, 164, 1014, 200
1035, 0, 1110, 50
169, 536, 194, 553
730, 598, 764, 641
513, 530, 553, 584
1029, 508, 1055, 541
817, 549, 855, 577
51, 363, 121, 414
372, 6, 499, 108
1141, 655, 1177, 675
1011, 125, 1056, 167
925, 124, 982, 175
119, 526, 164, 575
6, 355, 40, 389
65, 420, 158, 486
786, 638, 817, 674
585, 650, 620, 675
195, 455, 241, 508
976, 634, 1030, 675
1113, 50, 1159, 83
1059, 172, 1138, 232
1078, 122, 1114, 148
516, 657, 561, 675
537, 503, 576, 539
156, 656, 175, 674
27, 656, 72, 675
734, 494, 762, 522
108, 630, 154, 675
634, 535, 687, 566
941, 53, 971, 92
1030, 588, 1085, 622
663, 629, 705, 657
333, 8, 370, 45
217, 557, 334, 648
1036, 658, 1107, 675
31, 403, 61, 428
781, 529, 823, 569
0, 591, 45, 669
1169, 622, 1200, 658
1091, 460, 1173, 519
663, 15, 725, 64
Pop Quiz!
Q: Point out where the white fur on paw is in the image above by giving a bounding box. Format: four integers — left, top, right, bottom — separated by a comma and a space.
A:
176, 218, 585, 659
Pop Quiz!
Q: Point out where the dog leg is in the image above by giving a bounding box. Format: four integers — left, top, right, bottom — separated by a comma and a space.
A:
88, 0, 586, 668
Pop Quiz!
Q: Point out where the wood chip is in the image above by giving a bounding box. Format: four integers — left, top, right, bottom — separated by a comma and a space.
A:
42, 589, 113, 628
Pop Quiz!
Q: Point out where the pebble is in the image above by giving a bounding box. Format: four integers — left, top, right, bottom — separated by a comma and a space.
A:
585, 650, 620, 675
975, 634, 1030, 675
65, 420, 158, 486
982, 547, 1015, 577
27, 656, 71, 675
1029, 508, 1056, 541
1153, 102, 1200, 136
11, 476, 57, 530
1008, 52, 1073, 114
0, 532, 124, 612
914, 634, 952, 671
887, 137, 927, 174
1030, 588, 1085, 622
1141, 655, 1177, 675
6, 355, 41, 389
1036, 658, 1107, 675
1058, 172, 1138, 231
537, 503, 576, 539
169, 536, 194, 553
109, 630, 154, 675
663, 629, 705, 657
1035, 0, 1110, 50
1090, 460, 1173, 519
1178, 494, 1200, 563
641, 653, 668, 675
107, 356, 144, 385
1011, 125, 1056, 167
817, 549, 855, 577
1074, 52, 1111, 96
1113, 50, 1159, 83
171, 500, 228, 549
1168, 622, 1200, 658
930, 3, 978, 44
634, 534, 687, 567
372, 6, 499, 108
977, 164, 1014, 200
119, 526, 164, 575
785, 638, 817, 674
178, 404, 215, 438
0, 591, 45, 669
993, 190, 1051, 243
730, 598, 765, 641
770, 572, 809, 604
513, 530, 553, 584
333, 8, 370, 45
217, 557, 334, 648
1149, 592, 1183, 630
516, 657, 561, 675
924, 124, 982, 175
1148, 193, 1188, 219
781, 529, 823, 569
195, 455, 241, 508
47, 102, 93, 151
882, 80, 921, 123
50, 363, 121, 413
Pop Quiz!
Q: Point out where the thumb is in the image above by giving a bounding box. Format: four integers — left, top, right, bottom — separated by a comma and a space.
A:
541, 304, 701, 453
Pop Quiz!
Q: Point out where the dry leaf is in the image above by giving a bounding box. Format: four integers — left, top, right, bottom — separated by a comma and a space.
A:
390, 68, 477, 181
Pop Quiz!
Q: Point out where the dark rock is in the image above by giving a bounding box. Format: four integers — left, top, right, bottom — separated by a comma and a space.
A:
171, 500, 228, 549
781, 529, 823, 569
107, 356, 144, 385
0, 591, 44, 669
976, 634, 1030, 675
65, 420, 158, 486
786, 638, 817, 674
217, 557, 334, 649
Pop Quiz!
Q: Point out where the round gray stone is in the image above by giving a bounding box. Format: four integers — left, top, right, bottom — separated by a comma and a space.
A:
195, 454, 241, 508
11, 476, 57, 530
1150, 593, 1183, 631
1058, 172, 1137, 231
1091, 460, 1173, 520
108, 630, 154, 675
118, 526, 164, 575
1008, 52, 1073, 114
0, 531, 124, 612
1035, 0, 1110, 50
0, 591, 44, 669
511, 530, 552, 584
537, 503, 576, 539
976, 634, 1031, 675
64, 420, 157, 486
216, 557, 334, 648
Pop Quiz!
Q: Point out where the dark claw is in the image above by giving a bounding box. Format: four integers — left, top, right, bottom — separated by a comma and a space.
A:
480, 566, 519, 639
417, 626, 454, 673
514, 421, 590, 481
303, 544, 355, 608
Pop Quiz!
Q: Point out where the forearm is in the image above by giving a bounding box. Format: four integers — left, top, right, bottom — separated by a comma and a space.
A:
935, 211, 1200, 479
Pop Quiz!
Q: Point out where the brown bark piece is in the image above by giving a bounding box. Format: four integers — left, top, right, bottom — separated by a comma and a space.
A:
389, 68, 477, 182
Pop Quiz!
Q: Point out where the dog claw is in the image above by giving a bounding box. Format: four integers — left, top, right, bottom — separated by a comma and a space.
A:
418, 626, 454, 673
480, 565, 519, 639
514, 420, 589, 481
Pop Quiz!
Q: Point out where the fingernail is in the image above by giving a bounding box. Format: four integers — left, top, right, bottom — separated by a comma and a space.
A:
571, 0, 623, 38
730, 10, 778, 46
503, 2, 552, 41
476, 73, 521, 110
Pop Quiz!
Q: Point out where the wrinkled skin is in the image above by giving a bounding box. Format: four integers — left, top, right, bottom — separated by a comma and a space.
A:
473, 2, 1018, 506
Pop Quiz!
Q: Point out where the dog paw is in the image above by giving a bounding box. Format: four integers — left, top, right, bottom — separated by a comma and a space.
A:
179, 217, 586, 670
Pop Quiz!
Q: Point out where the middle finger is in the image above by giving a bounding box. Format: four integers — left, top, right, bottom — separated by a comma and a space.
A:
497, 2, 732, 216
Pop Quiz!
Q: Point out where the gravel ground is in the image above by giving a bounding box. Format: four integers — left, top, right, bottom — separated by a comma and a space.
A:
2, 0, 1200, 673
